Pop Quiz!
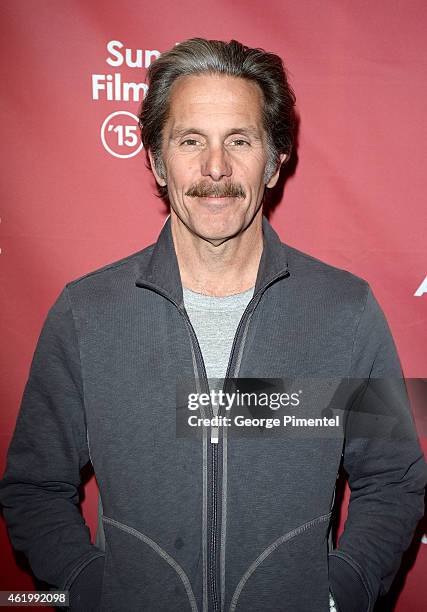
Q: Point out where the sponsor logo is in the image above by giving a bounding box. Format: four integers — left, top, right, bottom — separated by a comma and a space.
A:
100, 111, 143, 159
92, 40, 161, 157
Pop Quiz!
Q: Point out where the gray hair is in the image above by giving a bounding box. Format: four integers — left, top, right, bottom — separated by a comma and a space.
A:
138, 38, 296, 199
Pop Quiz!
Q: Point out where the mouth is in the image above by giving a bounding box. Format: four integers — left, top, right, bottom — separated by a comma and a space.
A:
198, 195, 237, 199
196, 195, 240, 202
193, 195, 241, 210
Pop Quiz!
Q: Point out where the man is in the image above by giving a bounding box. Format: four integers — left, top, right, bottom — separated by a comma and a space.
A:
0, 38, 425, 612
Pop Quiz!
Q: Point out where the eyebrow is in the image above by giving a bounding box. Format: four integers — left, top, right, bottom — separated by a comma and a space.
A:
170, 126, 263, 141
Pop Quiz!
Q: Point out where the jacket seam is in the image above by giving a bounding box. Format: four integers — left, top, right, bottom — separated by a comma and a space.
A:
63, 286, 84, 402
229, 511, 332, 612
220, 304, 259, 611
63, 286, 89, 466
102, 515, 198, 612
328, 549, 373, 610
61, 551, 106, 591
220, 418, 228, 612
183, 324, 208, 612
348, 283, 370, 376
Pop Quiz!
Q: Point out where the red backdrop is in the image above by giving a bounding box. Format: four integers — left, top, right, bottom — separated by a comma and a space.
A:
1, 1, 426, 609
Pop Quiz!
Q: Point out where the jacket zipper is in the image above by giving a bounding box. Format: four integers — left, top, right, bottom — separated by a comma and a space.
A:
211, 269, 289, 612
136, 268, 289, 612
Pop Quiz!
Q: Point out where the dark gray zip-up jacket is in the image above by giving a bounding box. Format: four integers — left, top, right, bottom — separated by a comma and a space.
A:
1, 215, 425, 612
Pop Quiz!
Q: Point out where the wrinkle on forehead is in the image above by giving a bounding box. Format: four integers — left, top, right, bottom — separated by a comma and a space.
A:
165, 74, 265, 135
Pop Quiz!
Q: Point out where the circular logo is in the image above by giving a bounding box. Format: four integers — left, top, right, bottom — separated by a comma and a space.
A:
100, 111, 143, 158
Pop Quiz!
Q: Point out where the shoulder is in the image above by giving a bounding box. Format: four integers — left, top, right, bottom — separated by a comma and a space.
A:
65, 243, 155, 293
282, 242, 369, 301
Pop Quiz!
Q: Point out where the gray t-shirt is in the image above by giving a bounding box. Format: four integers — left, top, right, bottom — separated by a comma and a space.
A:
182, 285, 255, 381
182, 284, 255, 443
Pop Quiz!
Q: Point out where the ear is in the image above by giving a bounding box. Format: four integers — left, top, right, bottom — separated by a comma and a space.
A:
148, 149, 167, 187
266, 153, 288, 188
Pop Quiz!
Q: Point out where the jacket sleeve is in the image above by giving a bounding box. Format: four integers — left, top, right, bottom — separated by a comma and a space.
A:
0, 285, 105, 597
328, 285, 427, 612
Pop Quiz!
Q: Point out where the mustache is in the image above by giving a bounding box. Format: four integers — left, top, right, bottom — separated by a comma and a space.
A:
185, 181, 246, 199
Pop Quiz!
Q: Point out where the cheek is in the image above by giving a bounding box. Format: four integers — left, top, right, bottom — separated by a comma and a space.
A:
236, 158, 267, 188
234, 148, 266, 171
165, 156, 198, 187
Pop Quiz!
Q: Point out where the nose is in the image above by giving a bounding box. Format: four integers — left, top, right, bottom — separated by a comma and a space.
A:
200, 144, 232, 181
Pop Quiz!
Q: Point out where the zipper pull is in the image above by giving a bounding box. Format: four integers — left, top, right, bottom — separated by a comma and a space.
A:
210, 392, 219, 443
210, 426, 219, 444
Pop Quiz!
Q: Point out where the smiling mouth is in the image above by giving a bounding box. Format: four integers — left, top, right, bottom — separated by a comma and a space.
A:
196, 195, 239, 202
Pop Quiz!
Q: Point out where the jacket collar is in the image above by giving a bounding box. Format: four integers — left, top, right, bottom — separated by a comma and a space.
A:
135, 214, 289, 305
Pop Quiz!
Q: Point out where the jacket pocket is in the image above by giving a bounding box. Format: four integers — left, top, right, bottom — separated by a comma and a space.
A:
99, 516, 198, 612
328, 549, 372, 612
229, 512, 332, 612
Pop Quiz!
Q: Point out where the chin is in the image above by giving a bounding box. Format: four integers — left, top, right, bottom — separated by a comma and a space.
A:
190, 214, 244, 242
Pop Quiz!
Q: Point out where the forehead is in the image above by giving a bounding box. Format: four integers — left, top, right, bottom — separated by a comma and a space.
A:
165, 73, 265, 133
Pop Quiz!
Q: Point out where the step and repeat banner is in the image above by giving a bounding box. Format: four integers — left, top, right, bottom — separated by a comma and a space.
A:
1, 0, 426, 609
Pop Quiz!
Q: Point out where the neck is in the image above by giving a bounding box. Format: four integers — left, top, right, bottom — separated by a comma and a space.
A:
171, 210, 264, 297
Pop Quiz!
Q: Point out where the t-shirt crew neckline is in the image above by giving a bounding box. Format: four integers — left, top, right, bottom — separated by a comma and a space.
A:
182, 285, 255, 311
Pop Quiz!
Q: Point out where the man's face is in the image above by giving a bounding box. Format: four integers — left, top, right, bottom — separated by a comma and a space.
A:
149, 74, 284, 245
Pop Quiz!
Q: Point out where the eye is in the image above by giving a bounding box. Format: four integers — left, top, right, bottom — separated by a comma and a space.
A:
181, 138, 200, 146
229, 139, 250, 147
